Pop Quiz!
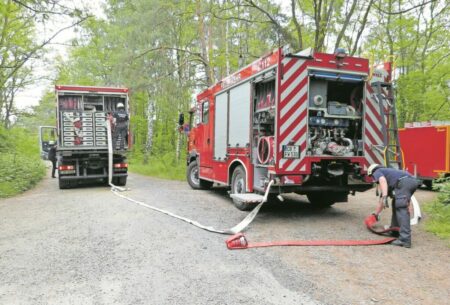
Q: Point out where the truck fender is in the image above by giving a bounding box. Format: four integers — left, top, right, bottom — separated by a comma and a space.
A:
228, 159, 249, 192
187, 150, 198, 165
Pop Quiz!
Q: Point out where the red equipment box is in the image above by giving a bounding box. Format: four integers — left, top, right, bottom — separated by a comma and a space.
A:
399, 123, 450, 186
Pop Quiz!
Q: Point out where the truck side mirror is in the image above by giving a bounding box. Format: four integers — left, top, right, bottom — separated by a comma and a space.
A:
178, 113, 184, 126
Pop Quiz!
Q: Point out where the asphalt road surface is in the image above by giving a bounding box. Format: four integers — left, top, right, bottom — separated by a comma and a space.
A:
0, 170, 448, 305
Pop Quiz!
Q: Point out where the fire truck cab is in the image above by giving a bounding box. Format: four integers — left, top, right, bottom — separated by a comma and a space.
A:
186, 46, 391, 210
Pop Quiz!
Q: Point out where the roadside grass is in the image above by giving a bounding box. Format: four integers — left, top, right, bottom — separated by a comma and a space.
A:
128, 153, 185, 181
0, 154, 45, 198
0, 127, 46, 198
423, 178, 450, 246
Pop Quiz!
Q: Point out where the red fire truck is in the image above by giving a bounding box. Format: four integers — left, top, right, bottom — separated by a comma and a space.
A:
399, 121, 450, 189
185, 46, 397, 210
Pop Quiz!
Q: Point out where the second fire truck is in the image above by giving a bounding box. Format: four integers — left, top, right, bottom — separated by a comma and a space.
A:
185, 46, 398, 210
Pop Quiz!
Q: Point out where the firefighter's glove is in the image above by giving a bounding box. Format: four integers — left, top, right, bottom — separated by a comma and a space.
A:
372, 213, 380, 222
382, 196, 389, 209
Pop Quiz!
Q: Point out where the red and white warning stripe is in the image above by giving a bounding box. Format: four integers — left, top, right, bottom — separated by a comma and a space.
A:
364, 85, 384, 165
277, 57, 308, 172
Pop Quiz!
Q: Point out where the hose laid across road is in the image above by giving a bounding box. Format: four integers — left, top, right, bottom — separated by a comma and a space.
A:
110, 181, 274, 235
107, 119, 271, 234
106, 125, 414, 250
225, 214, 399, 250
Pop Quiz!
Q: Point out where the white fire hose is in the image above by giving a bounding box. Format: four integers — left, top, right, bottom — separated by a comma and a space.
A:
112, 181, 274, 235
107, 118, 273, 234
107, 118, 419, 236
410, 195, 422, 225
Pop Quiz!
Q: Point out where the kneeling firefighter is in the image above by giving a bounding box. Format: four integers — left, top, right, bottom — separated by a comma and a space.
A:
368, 164, 419, 248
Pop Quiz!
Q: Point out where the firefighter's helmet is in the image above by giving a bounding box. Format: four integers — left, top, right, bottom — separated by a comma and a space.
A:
368, 164, 381, 176
117, 103, 125, 109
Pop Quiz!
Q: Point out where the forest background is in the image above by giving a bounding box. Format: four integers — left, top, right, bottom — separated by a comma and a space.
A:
0, 0, 449, 237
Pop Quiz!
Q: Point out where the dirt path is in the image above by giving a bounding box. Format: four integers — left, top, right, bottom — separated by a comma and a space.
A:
0, 172, 448, 305
251, 190, 448, 305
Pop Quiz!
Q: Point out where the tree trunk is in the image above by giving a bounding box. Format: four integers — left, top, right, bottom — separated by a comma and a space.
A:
143, 95, 155, 165
351, 0, 374, 56
334, 0, 357, 51
291, 0, 303, 50
196, 0, 213, 86
313, 0, 335, 51
175, 125, 182, 161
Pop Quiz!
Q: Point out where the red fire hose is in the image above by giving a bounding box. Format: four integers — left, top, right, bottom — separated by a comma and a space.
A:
226, 214, 399, 250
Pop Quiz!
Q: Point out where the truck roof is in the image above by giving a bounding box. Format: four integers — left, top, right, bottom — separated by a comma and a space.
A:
403, 121, 450, 128
55, 85, 129, 93
197, 46, 369, 101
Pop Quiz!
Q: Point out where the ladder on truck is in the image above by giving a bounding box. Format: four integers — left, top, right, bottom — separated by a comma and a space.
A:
372, 82, 403, 169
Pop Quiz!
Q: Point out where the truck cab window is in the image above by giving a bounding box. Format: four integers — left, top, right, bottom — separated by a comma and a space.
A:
192, 104, 201, 127
202, 101, 209, 124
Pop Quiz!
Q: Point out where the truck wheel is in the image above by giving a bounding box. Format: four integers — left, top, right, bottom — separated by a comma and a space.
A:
58, 177, 68, 189
423, 180, 432, 190
307, 193, 336, 208
58, 177, 74, 189
231, 166, 252, 211
116, 177, 127, 186
187, 160, 213, 190
267, 193, 281, 203
112, 177, 126, 186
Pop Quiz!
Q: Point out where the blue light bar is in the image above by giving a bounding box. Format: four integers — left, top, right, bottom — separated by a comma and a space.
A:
309, 71, 364, 82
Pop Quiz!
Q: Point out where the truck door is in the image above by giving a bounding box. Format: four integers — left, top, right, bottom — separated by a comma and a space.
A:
39, 126, 57, 160
200, 100, 213, 168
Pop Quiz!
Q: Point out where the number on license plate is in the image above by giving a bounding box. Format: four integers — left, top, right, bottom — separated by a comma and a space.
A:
283, 145, 300, 159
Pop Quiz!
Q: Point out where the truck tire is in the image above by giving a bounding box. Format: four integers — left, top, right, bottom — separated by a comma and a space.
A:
306, 192, 336, 208
58, 178, 68, 189
423, 180, 432, 190
58, 177, 75, 189
113, 177, 127, 186
231, 166, 252, 211
187, 160, 213, 190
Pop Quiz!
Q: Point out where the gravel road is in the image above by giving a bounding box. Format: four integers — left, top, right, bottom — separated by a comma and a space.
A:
0, 169, 448, 305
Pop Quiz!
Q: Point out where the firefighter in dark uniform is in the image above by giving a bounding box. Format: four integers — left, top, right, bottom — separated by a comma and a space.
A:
112, 102, 129, 150
368, 164, 419, 248
48, 141, 57, 178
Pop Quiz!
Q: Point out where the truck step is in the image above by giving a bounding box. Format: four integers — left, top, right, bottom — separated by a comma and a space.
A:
230, 193, 264, 204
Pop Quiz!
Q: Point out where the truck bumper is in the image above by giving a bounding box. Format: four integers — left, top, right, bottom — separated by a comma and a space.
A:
59, 173, 128, 180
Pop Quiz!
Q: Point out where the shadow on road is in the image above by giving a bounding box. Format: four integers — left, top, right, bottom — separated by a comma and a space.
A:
204, 186, 346, 221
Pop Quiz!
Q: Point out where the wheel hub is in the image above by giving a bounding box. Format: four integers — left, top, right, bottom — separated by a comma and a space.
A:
191, 167, 200, 185
235, 177, 244, 193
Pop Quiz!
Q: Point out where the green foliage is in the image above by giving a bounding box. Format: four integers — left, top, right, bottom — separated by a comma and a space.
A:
363, 0, 450, 126
0, 127, 45, 198
424, 178, 450, 245
128, 151, 185, 181
24, 0, 448, 183
0, 153, 45, 198
0, 0, 37, 127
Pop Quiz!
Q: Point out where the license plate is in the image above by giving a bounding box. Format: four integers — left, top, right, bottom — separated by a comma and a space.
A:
282, 145, 300, 159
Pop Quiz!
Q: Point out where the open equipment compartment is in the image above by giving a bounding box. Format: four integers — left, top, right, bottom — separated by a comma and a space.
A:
251, 71, 276, 189
307, 70, 365, 157
57, 92, 127, 149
